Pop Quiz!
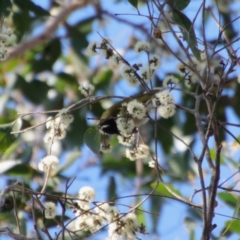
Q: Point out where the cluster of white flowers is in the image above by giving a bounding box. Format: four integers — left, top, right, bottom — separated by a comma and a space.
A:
44, 111, 74, 143
127, 100, 146, 120
125, 144, 149, 161
163, 75, 179, 88
141, 66, 154, 82
152, 91, 176, 119
111, 54, 123, 66
178, 60, 200, 88
117, 135, 134, 146
79, 186, 96, 204
100, 143, 112, 153
116, 100, 147, 137
134, 41, 151, 53
86, 41, 99, 56
86, 38, 161, 87
74, 187, 104, 233
149, 54, 162, 70
44, 202, 56, 219
0, 28, 16, 61
148, 160, 155, 168
86, 38, 114, 59
116, 116, 135, 137
178, 53, 222, 88
121, 65, 139, 86
74, 187, 141, 239
121, 54, 161, 86
38, 155, 59, 173
108, 212, 138, 239
79, 80, 95, 97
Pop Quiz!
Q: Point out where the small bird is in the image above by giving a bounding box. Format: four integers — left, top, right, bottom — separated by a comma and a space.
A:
99, 90, 162, 135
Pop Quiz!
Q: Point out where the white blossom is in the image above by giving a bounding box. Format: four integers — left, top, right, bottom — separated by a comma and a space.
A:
151, 96, 161, 107
100, 48, 113, 59
86, 41, 99, 56
75, 200, 91, 212
125, 144, 149, 161
108, 212, 137, 240
134, 40, 151, 53
158, 103, 176, 118
125, 148, 138, 161
59, 112, 74, 128
105, 205, 121, 222
79, 80, 95, 97
155, 91, 174, 105
123, 212, 137, 232
141, 66, 154, 82
44, 202, 56, 219
117, 135, 134, 146
44, 121, 67, 142
0, 33, 9, 46
111, 54, 122, 66
121, 65, 139, 86
148, 160, 155, 168
163, 75, 179, 87
135, 144, 149, 158
95, 202, 111, 217
43, 131, 54, 143
38, 155, 59, 173
0, 47, 8, 61
5, 34, 16, 46
116, 115, 135, 137
149, 54, 161, 70
78, 186, 96, 203
100, 143, 112, 153
127, 99, 146, 120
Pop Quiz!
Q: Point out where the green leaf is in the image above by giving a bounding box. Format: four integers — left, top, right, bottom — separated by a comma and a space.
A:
0, 159, 22, 174
152, 181, 183, 198
171, 8, 201, 60
4, 164, 41, 178
67, 24, 89, 61
92, 69, 113, 90
14, 75, 50, 104
102, 155, 136, 176
167, 151, 195, 181
0, 0, 12, 16
149, 186, 163, 232
56, 72, 78, 93
223, 220, 240, 235
107, 176, 117, 202
0, 122, 17, 154
218, 192, 237, 208
13, 0, 49, 16
30, 38, 61, 73
128, 0, 138, 9
168, 0, 190, 11
209, 148, 225, 164
13, 10, 31, 40
84, 127, 101, 154
53, 151, 81, 175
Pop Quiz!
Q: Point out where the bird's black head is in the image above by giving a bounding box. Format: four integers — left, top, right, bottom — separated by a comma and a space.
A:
99, 118, 120, 135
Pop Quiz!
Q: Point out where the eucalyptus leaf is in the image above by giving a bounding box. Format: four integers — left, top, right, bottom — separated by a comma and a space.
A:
171, 8, 201, 60
0, 120, 20, 154
128, 0, 138, 9
84, 127, 101, 154
168, 0, 191, 11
